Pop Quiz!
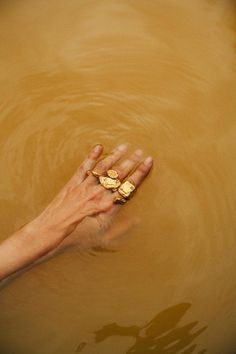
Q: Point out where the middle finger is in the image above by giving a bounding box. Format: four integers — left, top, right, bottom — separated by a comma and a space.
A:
91, 144, 128, 175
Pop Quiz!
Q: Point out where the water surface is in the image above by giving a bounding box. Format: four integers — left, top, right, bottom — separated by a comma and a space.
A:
0, 0, 236, 353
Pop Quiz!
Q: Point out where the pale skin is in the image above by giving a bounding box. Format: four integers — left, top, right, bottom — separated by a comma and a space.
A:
0, 144, 153, 281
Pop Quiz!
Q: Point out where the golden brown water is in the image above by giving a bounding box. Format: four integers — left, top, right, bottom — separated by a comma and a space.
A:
0, 0, 236, 353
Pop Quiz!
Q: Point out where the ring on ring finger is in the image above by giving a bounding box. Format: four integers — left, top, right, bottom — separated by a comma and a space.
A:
114, 179, 136, 204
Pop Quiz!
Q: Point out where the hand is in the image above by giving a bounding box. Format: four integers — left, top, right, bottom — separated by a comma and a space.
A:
46, 145, 152, 256
32, 143, 153, 247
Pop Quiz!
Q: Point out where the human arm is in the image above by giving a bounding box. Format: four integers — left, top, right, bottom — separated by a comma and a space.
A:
0, 144, 153, 281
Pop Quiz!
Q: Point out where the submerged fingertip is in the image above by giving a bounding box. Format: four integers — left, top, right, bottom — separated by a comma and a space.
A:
135, 149, 144, 157
144, 156, 153, 166
94, 144, 103, 154
117, 144, 127, 152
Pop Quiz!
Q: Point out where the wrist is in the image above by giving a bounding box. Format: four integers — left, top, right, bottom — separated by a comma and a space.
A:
27, 211, 83, 241
24, 216, 65, 241
0, 217, 67, 281
16, 219, 65, 261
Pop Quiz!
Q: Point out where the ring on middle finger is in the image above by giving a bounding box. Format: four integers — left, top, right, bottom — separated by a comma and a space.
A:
99, 169, 121, 191
88, 169, 122, 191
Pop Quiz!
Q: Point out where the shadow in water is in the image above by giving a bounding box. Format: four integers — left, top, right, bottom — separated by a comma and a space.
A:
76, 303, 207, 353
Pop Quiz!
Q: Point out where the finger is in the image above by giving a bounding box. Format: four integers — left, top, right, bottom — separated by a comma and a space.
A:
65, 144, 104, 189
112, 156, 153, 204
77, 144, 104, 181
126, 156, 153, 188
114, 149, 144, 180
85, 146, 142, 216
92, 144, 128, 175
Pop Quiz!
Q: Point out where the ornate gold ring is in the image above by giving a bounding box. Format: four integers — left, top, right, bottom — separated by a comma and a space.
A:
118, 180, 136, 199
87, 169, 121, 191
87, 169, 136, 205
87, 170, 101, 178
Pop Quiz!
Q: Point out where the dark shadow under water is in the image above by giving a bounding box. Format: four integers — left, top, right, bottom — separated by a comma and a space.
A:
76, 303, 207, 353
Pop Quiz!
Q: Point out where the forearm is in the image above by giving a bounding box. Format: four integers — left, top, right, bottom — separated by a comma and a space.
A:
0, 179, 107, 281
0, 218, 65, 281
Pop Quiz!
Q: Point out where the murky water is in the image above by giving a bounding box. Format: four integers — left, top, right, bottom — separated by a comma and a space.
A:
0, 0, 236, 353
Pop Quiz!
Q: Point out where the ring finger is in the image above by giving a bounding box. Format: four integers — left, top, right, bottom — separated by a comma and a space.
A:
113, 149, 144, 181
113, 156, 153, 203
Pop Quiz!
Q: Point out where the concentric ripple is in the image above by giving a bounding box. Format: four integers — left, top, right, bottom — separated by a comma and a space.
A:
0, 1, 236, 353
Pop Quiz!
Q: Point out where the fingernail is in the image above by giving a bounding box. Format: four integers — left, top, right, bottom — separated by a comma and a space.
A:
135, 149, 143, 156
94, 144, 103, 153
144, 156, 153, 166
117, 144, 127, 152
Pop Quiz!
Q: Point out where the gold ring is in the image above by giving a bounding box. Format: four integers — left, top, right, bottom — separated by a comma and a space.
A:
87, 170, 101, 178
88, 169, 122, 191
114, 196, 127, 204
118, 180, 136, 199
99, 169, 121, 190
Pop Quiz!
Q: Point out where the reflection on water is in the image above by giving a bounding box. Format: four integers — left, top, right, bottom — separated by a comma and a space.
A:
76, 303, 207, 353
0, 0, 236, 353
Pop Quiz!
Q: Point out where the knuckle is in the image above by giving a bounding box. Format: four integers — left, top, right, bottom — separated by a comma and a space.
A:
78, 163, 86, 174
100, 199, 113, 212
139, 163, 147, 174
117, 170, 125, 180
92, 186, 104, 198
88, 152, 96, 160
79, 163, 84, 172
113, 150, 120, 158
113, 166, 121, 175
107, 155, 115, 164
96, 161, 106, 170
108, 151, 117, 162
130, 154, 139, 163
